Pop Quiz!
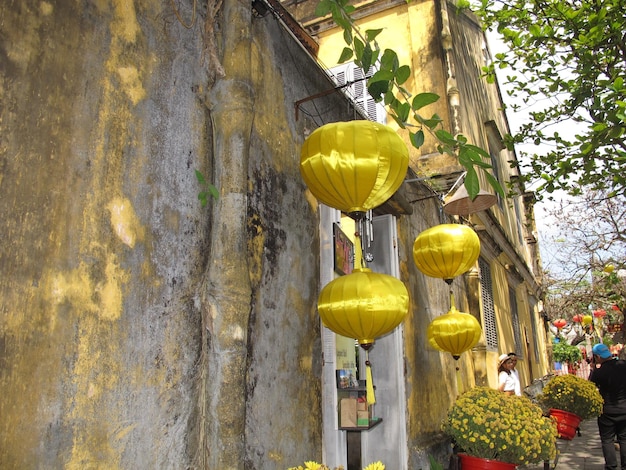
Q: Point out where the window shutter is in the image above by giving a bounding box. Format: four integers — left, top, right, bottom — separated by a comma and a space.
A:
479, 258, 498, 351
509, 288, 523, 358
327, 63, 386, 124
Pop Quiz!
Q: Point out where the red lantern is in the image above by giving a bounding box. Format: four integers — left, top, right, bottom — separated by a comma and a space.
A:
593, 309, 607, 318
553, 318, 567, 329
612, 305, 621, 311
572, 314, 583, 323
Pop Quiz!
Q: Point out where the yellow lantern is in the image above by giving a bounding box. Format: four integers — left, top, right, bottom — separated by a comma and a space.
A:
427, 305, 482, 360
318, 266, 409, 405
300, 121, 409, 220
582, 314, 593, 326
412, 224, 480, 283
317, 267, 409, 347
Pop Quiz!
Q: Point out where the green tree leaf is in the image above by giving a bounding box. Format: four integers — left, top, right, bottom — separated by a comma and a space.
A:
410, 130, 425, 148
395, 65, 411, 85
365, 28, 383, 42
474, 0, 626, 199
338, 47, 353, 63
412, 93, 439, 110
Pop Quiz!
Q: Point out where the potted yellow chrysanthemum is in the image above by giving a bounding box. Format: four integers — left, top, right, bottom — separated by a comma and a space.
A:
538, 374, 603, 440
443, 387, 557, 469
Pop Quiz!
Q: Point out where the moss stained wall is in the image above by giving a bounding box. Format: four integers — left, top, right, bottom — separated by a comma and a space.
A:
0, 1, 356, 468
243, 15, 358, 470
0, 1, 213, 467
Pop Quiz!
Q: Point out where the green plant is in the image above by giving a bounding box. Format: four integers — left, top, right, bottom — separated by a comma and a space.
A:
552, 341, 583, 364
538, 374, 603, 419
473, 0, 626, 199
443, 387, 557, 465
195, 170, 219, 206
427, 455, 443, 470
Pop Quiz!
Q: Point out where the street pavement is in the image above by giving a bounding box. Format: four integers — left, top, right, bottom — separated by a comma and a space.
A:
520, 418, 608, 469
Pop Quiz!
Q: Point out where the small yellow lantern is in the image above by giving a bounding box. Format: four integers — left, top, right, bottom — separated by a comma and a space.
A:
427, 304, 482, 360
300, 121, 409, 220
412, 224, 480, 283
582, 314, 593, 326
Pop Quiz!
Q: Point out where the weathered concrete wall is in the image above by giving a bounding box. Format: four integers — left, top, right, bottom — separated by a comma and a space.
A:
0, 1, 355, 468
243, 14, 358, 470
1, 1, 207, 467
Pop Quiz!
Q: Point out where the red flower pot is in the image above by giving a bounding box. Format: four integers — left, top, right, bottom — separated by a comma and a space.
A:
550, 408, 581, 440
459, 453, 517, 469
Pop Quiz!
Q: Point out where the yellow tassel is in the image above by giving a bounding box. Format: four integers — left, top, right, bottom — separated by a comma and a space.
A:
366, 355, 376, 405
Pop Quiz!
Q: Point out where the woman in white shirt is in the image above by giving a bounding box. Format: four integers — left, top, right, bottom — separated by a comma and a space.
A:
507, 352, 522, 396
498, 353, 518, 395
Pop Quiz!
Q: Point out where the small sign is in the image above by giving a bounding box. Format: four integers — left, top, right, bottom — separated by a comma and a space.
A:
333, 223, 354, 275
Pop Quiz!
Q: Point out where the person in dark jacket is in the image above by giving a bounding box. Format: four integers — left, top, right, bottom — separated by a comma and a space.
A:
589, 343, 626, 470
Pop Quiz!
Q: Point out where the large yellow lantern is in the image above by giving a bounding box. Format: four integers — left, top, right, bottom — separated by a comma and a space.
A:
317, 267, 409, 348
300, 121, 409, 220
318, 266, 409, 404
412, 224, 480, 283
427, 305, 482, 360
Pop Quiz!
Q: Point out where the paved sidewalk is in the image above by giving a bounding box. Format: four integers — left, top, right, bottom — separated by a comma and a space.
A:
520, 419, 607, 469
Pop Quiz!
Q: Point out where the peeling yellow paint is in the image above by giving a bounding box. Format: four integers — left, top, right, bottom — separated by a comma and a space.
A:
40, 2, 53, 16
268, 450, 284, 462
44, 251, 128, 323
116, 66, 146, 105
229, 325, 245, 341
48, 265, 97, 311
113, 423, 137, 441
247, 213, 265, 287
250, 41, 294, 172
303, 189, 319, 214
112, 0, 140, 44
299, 355, 312, 372
98, 253, 128, 321
107, 197, 145, 248
67, 315, 122, 469
4, 6, 45, 71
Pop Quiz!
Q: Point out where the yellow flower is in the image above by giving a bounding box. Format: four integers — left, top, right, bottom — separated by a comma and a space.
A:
443, 387, 557, 465
289, 462, 381, 470
539, 375, 603, 419
363, 462, 385, 470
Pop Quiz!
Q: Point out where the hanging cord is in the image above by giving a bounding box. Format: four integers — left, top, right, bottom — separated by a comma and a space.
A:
365, 349, 376, 405
354, 219, 366, 269
170, 0, 197, 29
450, 289, 464, 395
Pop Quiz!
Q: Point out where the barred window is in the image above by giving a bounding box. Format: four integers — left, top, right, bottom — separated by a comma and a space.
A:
509, 287, 523, 359
529, 298, 540, 363
479, 258, 498, 351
